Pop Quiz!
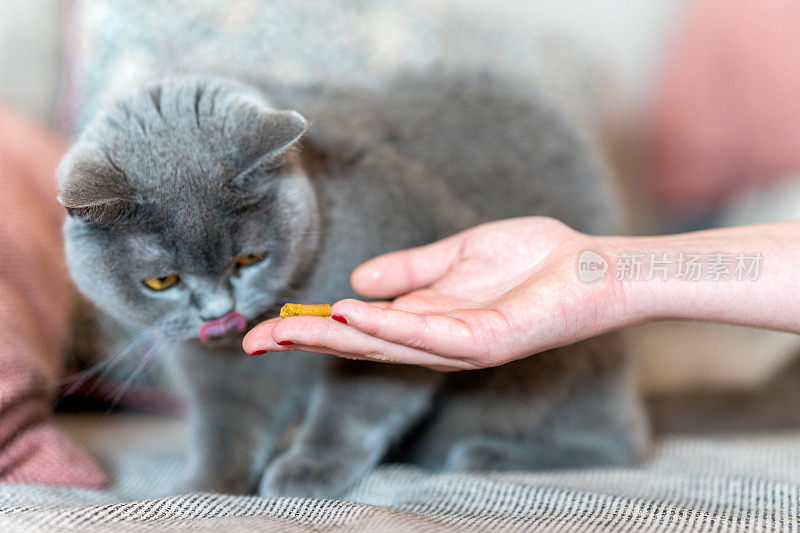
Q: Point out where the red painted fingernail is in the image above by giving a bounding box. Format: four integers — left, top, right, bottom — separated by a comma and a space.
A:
332, 314, 348, 324
277, 340, 295, 345
248, 349, 267, 355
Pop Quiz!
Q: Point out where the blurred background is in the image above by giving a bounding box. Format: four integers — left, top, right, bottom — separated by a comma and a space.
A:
1, 0, 799, 431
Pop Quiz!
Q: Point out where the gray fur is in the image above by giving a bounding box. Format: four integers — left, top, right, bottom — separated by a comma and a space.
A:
59, 71, 647, 498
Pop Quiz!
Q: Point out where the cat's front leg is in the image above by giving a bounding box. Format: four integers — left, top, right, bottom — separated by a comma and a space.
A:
259, 359, 441, 498
169, 343, 310, 494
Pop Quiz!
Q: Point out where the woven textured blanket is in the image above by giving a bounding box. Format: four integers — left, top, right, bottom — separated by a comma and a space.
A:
0, 413, 797, 531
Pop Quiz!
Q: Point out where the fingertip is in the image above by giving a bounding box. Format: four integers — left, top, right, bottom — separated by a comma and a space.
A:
351, 260, 386, 298
331, 298, 385, 324
330, 298, 363, 314
268, 317, 293, 343
242, 319, 279, 354
269, 315, 329, 345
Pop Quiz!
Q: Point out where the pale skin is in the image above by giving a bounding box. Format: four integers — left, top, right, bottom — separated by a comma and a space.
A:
242, 217, 800, 371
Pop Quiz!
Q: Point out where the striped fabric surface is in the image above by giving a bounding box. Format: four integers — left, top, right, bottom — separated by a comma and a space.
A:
0, 413, 797, 531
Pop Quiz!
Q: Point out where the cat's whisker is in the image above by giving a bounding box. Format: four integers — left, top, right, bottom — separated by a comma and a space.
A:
61, 329, 154, 396
297, 229, 331, 236
60, 330, 145, 385
105, 337, 163, 410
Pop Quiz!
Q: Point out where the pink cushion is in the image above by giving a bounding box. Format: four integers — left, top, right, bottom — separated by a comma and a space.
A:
648, 0, 800, 214
0, 105, 106, 488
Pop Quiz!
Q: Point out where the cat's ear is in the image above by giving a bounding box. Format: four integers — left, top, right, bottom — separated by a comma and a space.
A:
57, 146, 137, 225
230, 106, 308, 191
252, 109, 308, 158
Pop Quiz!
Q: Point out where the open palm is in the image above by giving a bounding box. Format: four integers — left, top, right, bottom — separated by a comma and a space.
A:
244, 217, 621, 370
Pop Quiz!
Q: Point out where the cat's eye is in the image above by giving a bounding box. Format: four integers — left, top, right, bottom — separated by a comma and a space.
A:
235, 254, 264, 267
143, 274, 180, 291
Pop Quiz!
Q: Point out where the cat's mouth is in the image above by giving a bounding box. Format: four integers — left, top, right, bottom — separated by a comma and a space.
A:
198, 311, 248, 343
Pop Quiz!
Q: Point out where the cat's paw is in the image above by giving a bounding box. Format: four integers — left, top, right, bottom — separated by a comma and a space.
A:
443, 437, 528, 472
258, 450, 364, 499
175, 471, 254, 495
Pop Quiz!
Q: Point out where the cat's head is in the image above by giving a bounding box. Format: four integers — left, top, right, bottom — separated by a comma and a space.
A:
57, 77, 318, 343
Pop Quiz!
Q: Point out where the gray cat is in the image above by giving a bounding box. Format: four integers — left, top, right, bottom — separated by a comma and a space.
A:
57, 71, 647, 498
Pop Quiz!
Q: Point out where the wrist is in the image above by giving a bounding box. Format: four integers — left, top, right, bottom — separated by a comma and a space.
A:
592, 235, 660, 329
595, 224, 797, 332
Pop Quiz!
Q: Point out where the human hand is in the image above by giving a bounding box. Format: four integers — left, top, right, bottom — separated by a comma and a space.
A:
243, 217, 626, 371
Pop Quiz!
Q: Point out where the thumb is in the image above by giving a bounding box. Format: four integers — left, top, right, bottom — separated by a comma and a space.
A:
351, 232, 464, 299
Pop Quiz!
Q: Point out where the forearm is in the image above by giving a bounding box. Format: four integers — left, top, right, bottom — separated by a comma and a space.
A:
598, 222, 800, 333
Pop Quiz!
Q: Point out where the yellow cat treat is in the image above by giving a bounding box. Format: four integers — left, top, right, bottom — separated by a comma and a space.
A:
279, 303, 332, 318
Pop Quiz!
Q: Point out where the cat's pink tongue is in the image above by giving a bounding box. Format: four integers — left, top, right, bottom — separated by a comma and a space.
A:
198, 311, 247, 343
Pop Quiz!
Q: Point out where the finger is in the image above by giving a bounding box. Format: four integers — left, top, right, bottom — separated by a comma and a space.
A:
390, 290, 467, 314
329, 299, 507, 361
243, 302, 390, 353
266, 316, 483, 369
255, 342, 463, 372
242, 318, 284, 354
351, 233, 464, 299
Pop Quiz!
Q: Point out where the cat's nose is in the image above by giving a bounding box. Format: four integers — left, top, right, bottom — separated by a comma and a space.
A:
189, 276, 236, 325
